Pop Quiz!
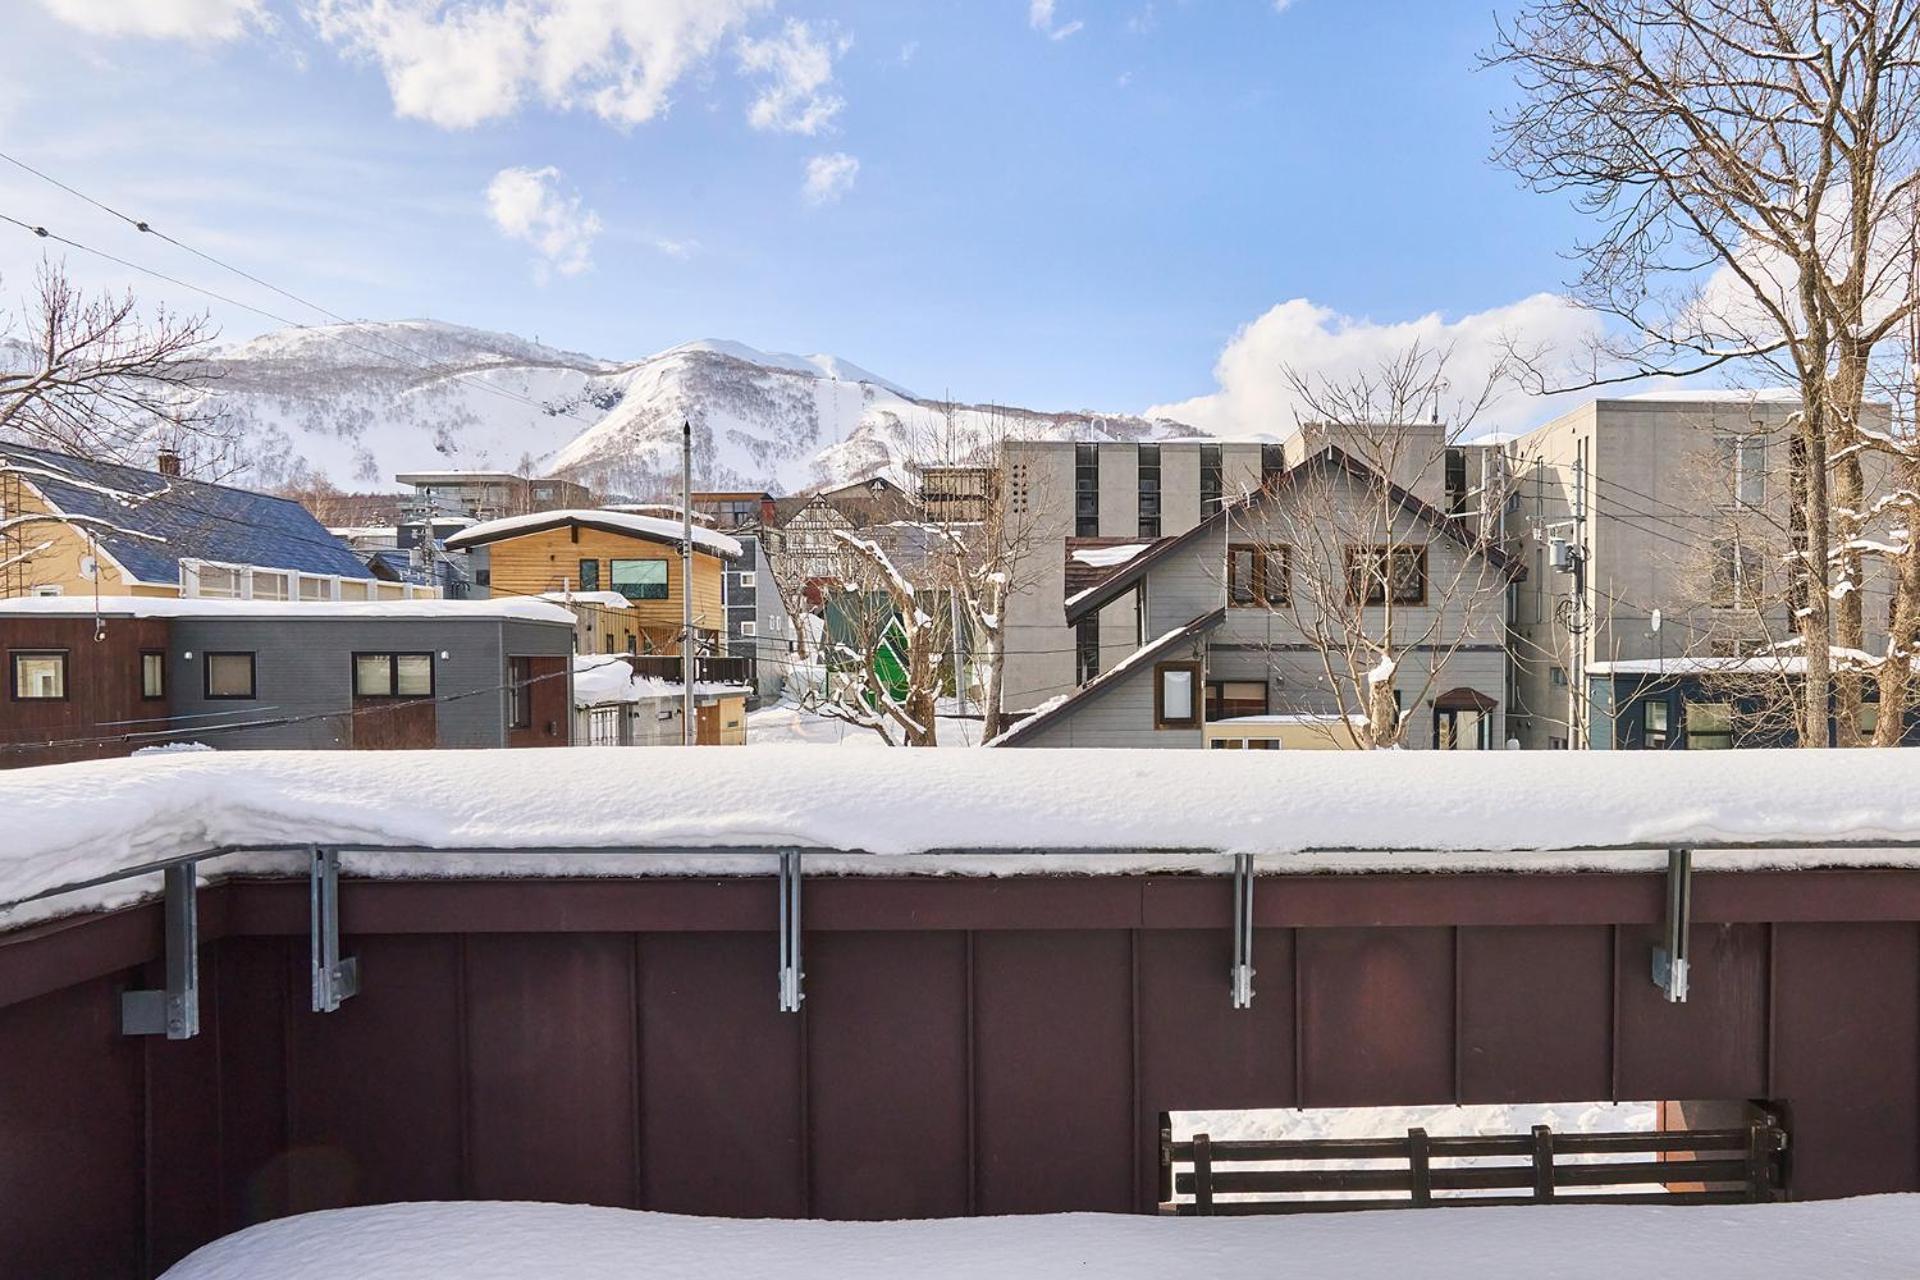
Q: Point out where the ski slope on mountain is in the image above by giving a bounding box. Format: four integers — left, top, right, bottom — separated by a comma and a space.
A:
196, 321, 1196, 496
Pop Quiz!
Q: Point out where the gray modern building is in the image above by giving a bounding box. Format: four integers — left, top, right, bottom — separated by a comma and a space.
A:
0, 596, 577, 764
1502, 394, 1895, 749
993, 445, 1515, 750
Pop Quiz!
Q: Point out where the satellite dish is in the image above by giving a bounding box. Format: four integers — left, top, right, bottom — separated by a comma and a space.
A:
1649, 608, 1662, 633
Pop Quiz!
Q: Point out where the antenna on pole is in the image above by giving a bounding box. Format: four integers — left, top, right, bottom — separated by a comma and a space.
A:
682, 420, 696, 745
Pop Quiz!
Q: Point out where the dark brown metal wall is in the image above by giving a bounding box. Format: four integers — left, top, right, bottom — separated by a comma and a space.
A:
3, 870, 1919, 1278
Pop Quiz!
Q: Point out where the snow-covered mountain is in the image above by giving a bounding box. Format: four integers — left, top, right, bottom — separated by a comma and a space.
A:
195, 321, 1200, 496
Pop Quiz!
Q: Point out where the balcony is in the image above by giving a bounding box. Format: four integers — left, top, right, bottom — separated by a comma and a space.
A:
627, 653, 752, 686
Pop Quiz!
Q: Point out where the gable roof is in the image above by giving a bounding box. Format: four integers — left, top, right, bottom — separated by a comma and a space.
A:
771, 476, 920, 531
442, 509, 743, 560
1063, 444, 1519, 625
1, 443, 374, 585
987, 607, 1226, 747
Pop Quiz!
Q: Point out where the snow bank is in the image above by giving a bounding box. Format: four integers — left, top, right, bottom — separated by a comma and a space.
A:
572, 656, 749, 706
8, 749, 1920, 915
443, 509, 743, 560
160, 1197, 1919, 1279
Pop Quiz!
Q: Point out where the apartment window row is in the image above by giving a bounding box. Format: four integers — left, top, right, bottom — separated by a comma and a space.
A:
1137, 445, 1161, 538
1641, 697, 1734, 750
1261, 443, 1285, 492
1200, 444, 1223, 515
1075, 444, 1100, 537
1718, 434, 1766, 507
1345, 545, 1428, 606
1711, 538, 1764, 609
1227, 544, 1290, 607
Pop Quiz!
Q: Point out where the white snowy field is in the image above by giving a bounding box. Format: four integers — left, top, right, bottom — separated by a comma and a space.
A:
159, 1197, 1919, 1278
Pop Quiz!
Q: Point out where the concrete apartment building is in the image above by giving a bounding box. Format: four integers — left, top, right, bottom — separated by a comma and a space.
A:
1503, 394, 1895, 750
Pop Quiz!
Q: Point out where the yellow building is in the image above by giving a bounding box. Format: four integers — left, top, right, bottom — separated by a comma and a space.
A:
445, 509, 740, 655
0, 444, 403, 601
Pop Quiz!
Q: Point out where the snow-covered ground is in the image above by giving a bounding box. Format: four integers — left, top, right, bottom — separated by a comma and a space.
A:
159, 1197, 1920, 1279
748, 700, 986, 746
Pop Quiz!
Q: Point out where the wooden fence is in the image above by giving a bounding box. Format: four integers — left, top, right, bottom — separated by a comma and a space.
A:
1159, 1115, 1788, 1215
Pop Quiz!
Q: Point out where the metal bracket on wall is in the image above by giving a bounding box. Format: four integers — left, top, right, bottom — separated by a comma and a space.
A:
121, 862, 200, 1039
778, 848, 804, 1014
1651, 845, 1692, 1004
1230, 852, 1256, 1009
310, 846, 360, 1013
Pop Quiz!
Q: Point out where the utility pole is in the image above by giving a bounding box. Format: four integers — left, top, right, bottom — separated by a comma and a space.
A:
681, 420, 695, 746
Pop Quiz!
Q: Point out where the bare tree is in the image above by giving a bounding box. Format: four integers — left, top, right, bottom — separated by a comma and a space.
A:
1487, 0, 1920, 746
797, 527, 948, 746
909, 402, 1051, 740
1, 261, 226, 464
1234, 345, 1521, 748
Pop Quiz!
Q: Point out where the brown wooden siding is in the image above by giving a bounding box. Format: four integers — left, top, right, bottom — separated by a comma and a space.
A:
3, 870, 1920, 1276
507, 655, 570, 747
482, 526, 726, 652
0, 616, 170, 768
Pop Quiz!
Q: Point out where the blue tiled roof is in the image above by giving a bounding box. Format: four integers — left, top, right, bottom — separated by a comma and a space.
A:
2, 443, 374, 584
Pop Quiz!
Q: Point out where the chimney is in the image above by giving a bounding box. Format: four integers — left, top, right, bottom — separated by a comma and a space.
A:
156, 448, 182, 478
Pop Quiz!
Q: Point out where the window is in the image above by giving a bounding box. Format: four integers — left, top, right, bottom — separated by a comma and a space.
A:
1228, 544, 1290, 607
1550, 666, 1569, 688
1445, 448, 1469, 515
1686, 701, 1735, 750
577, 559, 600, 591
298, 575, 332, 602
611, 559, 669, 601
197, 565, 240, 599
1641, 699, 1670, 748
1075, 444, 1100, 537
250, 571, 289, 601
1076, 616, 1100, 684
1719, 435, 1766, 507
1261, 443, 1285, 491
11, 651, 66, 700
1205, 680, 1268, 721
739, 571, 757, 590
1138, 445, 1161, 538
740, 621, 757, 637
205, 652, 256, 700
141, 650, 165, 700
508, 656, 532, 729
1345, 546, 1427, 606
1154, 661, 1201, 728
1711, 538, 1763, 608
338, 579, 372, 601
353, 652, 432, 702
1200, 444, 1223, 515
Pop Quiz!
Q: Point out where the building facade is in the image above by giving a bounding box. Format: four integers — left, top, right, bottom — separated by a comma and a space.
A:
0, 597, 576, 766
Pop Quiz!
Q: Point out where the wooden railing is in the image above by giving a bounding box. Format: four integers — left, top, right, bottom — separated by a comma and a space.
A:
1158, 1115, 1787, 1215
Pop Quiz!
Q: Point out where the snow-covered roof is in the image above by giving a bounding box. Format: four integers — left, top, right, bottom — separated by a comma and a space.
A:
1587, 656, 1804, 677
443, 509, 743, 560
1070, 543, 1151, 568
1212, 713, 1369, 726
540, 590, 632, 610
0, 595, 575, 624
572, 655, 749, 706
9, 749, 1920, 923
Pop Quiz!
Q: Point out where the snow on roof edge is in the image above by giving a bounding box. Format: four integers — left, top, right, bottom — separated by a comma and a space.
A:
7, 748, 1920, 924
444, 509, 743, 559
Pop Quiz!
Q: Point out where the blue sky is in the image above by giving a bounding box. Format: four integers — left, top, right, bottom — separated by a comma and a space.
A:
0, 1, 1608, 431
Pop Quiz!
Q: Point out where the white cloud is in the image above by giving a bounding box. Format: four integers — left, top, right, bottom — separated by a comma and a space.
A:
1029, 0, 1083, 41
38, 0, 266, 40
305, 0, 771, 129
486, 165, 601, 279
736, 18, 848, 136
802, 151, 859, 206
1148, 294, 1606, 438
